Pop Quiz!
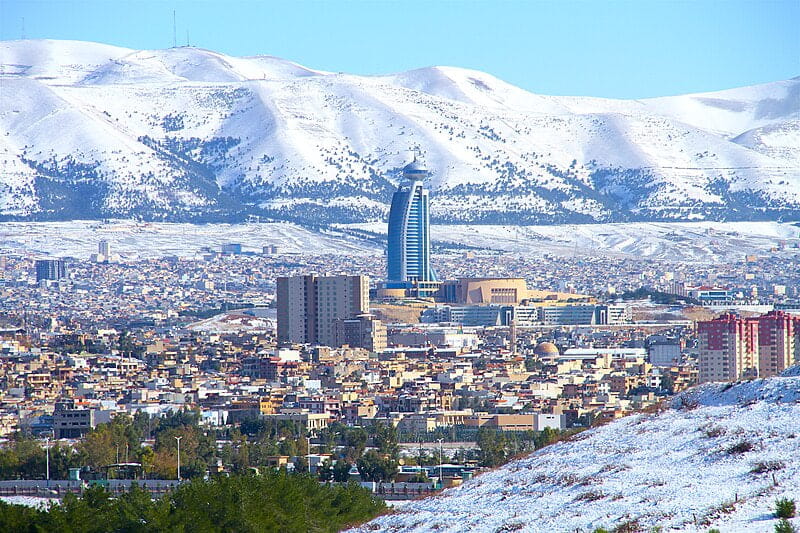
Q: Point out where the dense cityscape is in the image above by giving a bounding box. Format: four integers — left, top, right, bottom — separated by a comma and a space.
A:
1, 2, 799, 529
0, 162, 799, 517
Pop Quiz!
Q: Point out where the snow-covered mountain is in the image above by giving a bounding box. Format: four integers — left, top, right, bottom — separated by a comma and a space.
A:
1, 39, 798, 223
356, 369, 800, 533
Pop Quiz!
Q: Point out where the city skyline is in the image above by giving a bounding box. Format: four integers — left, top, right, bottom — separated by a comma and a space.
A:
1, 1, 800, 527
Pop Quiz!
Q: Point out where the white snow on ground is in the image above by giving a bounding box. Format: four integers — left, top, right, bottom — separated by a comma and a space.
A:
355, 370, 800, 533
347, 220, 800, 263
2, 220, 799, 263
0, 220, 380, 259
0, 496, 57, 508
187, 312, 275, 334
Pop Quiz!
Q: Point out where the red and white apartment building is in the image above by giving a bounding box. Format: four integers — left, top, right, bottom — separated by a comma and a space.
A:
698, 311, 800, 383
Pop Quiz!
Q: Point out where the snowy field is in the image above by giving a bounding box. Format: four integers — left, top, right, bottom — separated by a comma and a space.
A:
0, 496, 57, 508
355, 370, 800, 533
349, 220, 800, 263
1, 220, 798, 263
0, 220, 380, 259
187, 311, 276, 334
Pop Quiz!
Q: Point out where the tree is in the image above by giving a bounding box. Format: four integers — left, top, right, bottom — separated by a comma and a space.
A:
0, 437, 45, 480
332, 460, 352, 482
0, 499, 43, 532
357, 450, 397, 482
151, 425, 212, 479
116, 331, 144, 358
476, 428, 508, 467
0, 473, 386, 532
372, 422, 399, 458
342, 427, 368, 463
293, 455, 309, 474
408, 471, 430, 483
48, 444, 81, 480
317, 458, 334, 481
536, 427, 559, 448
525, 358, 544, 372
660, 372, 675, 393
138, 446, 156, 478
76, 414, 143, 471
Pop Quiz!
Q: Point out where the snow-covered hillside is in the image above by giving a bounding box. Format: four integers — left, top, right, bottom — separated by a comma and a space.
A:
356, 371, 800, 533
346, 220, 800, 263
1, 219, 797, 263
0, 220, 380, 259
1, 39, 798, 223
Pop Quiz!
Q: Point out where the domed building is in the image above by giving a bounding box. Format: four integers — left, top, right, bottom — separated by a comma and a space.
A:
533, 341, 560, 357
401, 157, 428, 178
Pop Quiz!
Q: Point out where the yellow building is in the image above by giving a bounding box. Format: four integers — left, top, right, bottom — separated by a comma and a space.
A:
437, 278, 593, 305
259, 397, 276, 415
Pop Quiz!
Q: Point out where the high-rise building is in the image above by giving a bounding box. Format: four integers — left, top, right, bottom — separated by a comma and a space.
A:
35, 259, 66, 282
757, 310, 800, 377
698, 311, 800, 382
387, 159, 436, 293
276, 275, 317, 345
221, 243, 243, 255
277, 274, 370, 347
697, 313, 759, 383
92, 240, 119, 263
334, 314, 387, 353
315, 275, 370, 347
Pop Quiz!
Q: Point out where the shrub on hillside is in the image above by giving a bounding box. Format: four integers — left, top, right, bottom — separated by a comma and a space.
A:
725, 440, 754, 454
612, 519, 642, 533
775, 518, 798, 533
776, 498, 797, 519
575, 490, 606, 502
751, 461, 785, 474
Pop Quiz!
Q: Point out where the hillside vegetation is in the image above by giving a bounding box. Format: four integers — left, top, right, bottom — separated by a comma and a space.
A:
356, 368, 800, 532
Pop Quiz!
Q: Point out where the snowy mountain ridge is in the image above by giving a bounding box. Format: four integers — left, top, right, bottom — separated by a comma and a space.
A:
1, 39, 799, 223
357, 369, 800, 532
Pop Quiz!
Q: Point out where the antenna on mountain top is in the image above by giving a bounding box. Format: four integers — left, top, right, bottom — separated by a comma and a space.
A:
172, 10, 177, 48
21, 18, 25, 40
186, 30, 189, 47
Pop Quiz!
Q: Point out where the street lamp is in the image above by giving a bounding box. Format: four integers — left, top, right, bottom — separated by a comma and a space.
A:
174, 436, 182, 481
45, 436, 50, 485
305, 434, 312, 474
437, 438, 443, 488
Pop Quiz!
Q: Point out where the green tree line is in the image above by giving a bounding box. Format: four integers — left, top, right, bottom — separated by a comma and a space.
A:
0, 472, 385, 532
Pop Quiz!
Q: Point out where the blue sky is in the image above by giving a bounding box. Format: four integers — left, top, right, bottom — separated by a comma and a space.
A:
2, 0, 798, 98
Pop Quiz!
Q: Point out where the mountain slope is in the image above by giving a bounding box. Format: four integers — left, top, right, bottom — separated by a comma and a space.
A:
356, 371, 800, 533
1, 39, 798, 223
